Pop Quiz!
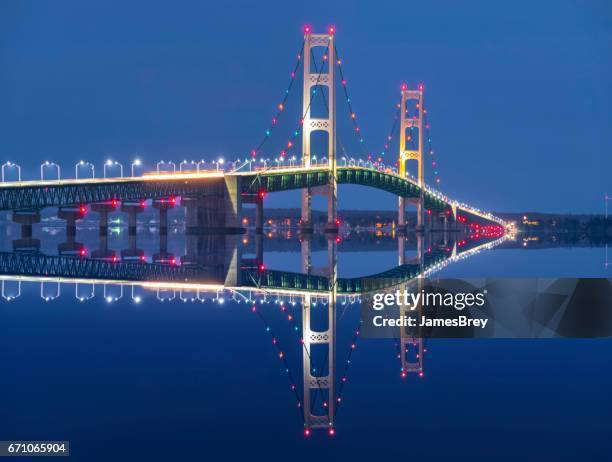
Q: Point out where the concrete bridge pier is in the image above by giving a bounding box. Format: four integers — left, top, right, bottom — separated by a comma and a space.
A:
91, 202, 118, 237
241, 188, 264, 234
195, 196, 219, 232
433, 211, 440, 231
57, 206, 86, 256
443, 218, 450, 247
153, 231, 175, 265
398, 197, 407, 231
182, 196, 199, 233
416, 196, 424, 232
58, 206, 85, 237
440, 213, 453, 246
159, 231, 168, 254
153, 198, 175, 236
427, 208, 435, 230
430, 211, 448, 232
299, 188, 314, 234
184, 177, 244, 235
12, 209, 41, 252
183, 235, 198, 266
300, 234, 337, 278
427, 211, 442, 241
121, 201, 144, 236
238, 233, 262, 282
300, 184, 339, 234
255, 197, 264, 234
181, 235, 241, 286
398, 234, 406, 266
326, 235, 338, 276
254, 232, 264, 267
399, 231, 424, 266
122, 234, 144, 262
415, 233, 425, 266
120, 201, 145, 261
300, 235, 312, 274
151, 198, 175, 264
92, 233, 117, 261
159, 206, 168, 232
324, 184, 339, 234
401, 196, 424, 232
159, 206, 168, 231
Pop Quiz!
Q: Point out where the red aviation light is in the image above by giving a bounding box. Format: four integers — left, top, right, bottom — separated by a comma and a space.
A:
303, 24, 312, 34
418, 83, 425, 91
304, 428, 311, 437
327, 25, 336, 35
169, 196, 176, 205
111, 199, 118, 208
79, 247, 87, 257
258, 190, 267, 199
140, 200, 146, 208
111, 255, 118, 263
258, 264, 266, 272
79, 205, 87, 215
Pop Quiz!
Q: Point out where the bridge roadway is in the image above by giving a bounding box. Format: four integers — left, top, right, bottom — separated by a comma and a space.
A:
0, 235, 506, 296
0, 166, 504, 226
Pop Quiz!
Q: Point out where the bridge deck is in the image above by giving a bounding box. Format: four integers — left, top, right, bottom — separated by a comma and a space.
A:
0, 165, 504, 225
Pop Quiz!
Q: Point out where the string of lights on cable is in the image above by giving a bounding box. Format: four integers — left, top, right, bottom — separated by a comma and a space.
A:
379, 98, 402, 164
250, 40, 305, 160
250, 303, 305, 421
335, 45, 370, 160
271, 37, 332, 164
333, 320, 363, 419
423, 109, 441, 186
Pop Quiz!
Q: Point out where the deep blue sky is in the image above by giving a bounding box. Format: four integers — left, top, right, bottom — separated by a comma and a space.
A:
1, 0, 610, 213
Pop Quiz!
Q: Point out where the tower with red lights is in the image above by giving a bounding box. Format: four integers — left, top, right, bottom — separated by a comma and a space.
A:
398, 84, 425, 229
300, 26, 337, 232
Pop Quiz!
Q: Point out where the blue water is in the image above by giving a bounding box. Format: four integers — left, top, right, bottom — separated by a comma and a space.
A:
0, 230, 610, 461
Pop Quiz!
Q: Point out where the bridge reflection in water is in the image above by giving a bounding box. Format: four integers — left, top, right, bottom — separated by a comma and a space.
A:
0, 230, 505, 435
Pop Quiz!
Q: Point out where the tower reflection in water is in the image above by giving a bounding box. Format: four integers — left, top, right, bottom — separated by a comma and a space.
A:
0, 229, 506, 436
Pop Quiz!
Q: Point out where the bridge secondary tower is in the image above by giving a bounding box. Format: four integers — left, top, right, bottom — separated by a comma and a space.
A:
301, 26, 337, 232
398, 84, 425, 229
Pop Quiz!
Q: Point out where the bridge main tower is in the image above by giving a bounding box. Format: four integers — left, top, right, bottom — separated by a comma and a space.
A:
301, 26, 337, 233
398, 84, 425, 230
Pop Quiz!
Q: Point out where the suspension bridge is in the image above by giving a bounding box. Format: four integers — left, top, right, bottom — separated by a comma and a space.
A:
0, 26, 506, 253
0, 26, 510, 435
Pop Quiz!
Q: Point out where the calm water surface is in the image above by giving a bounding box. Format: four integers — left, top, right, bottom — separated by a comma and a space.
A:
0, 228, 610, 461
